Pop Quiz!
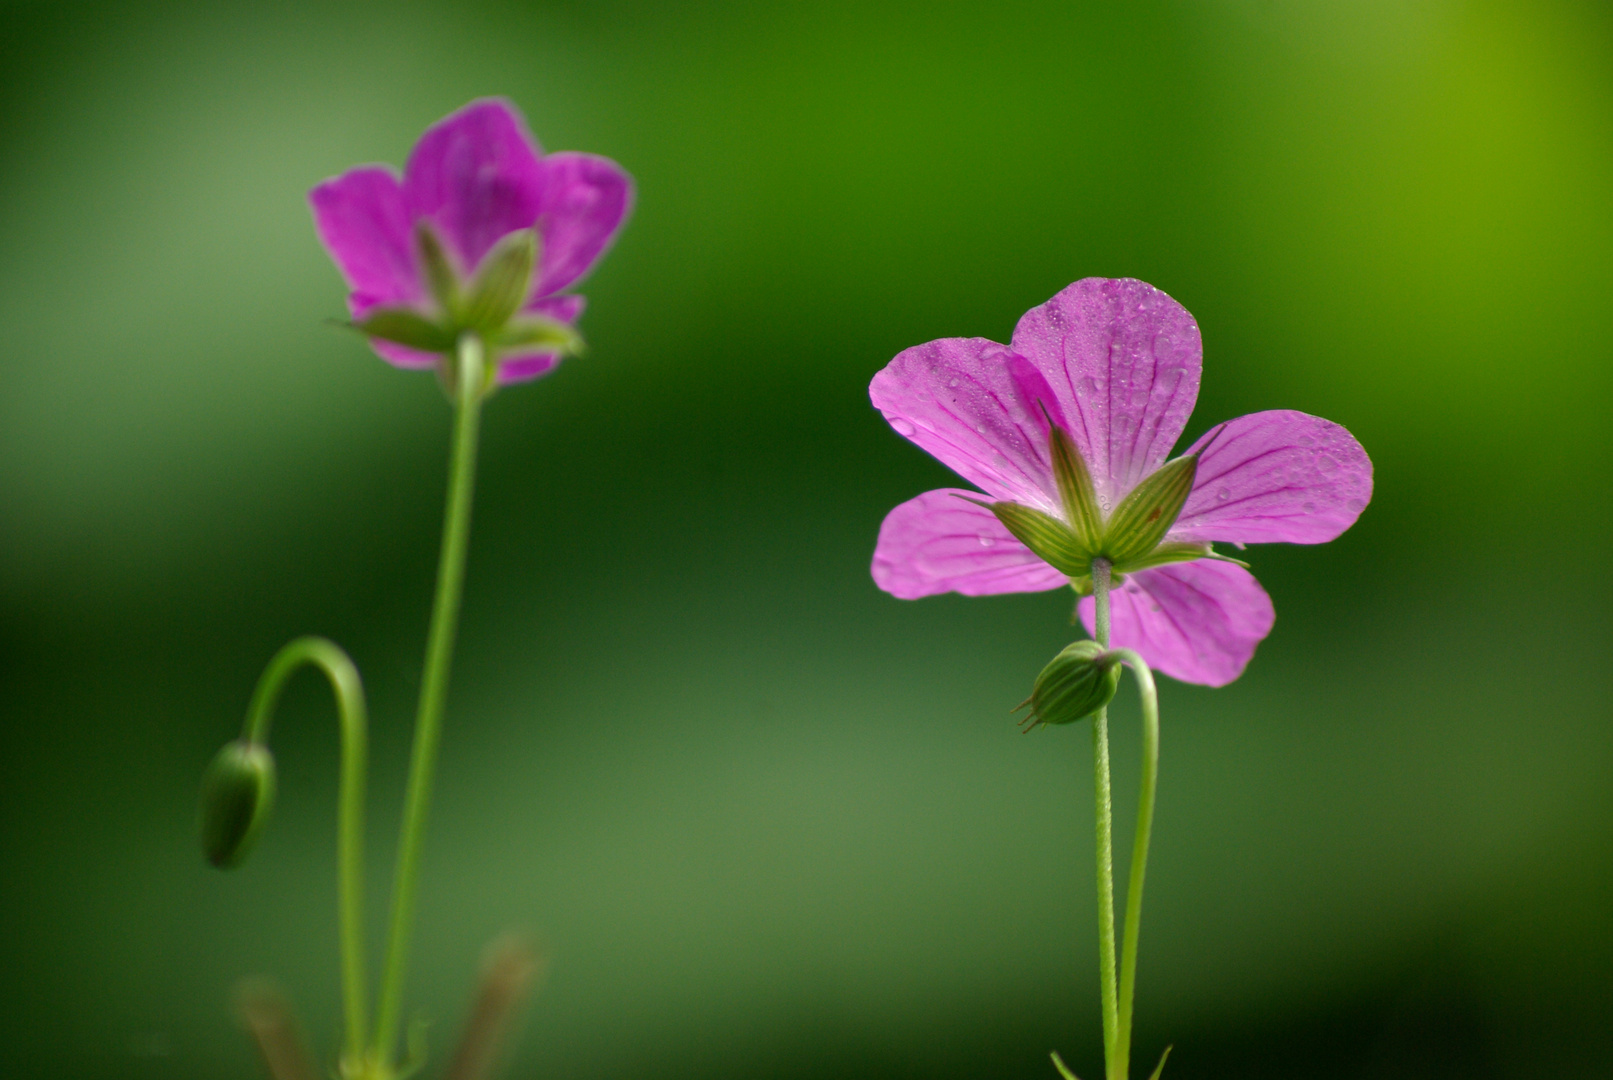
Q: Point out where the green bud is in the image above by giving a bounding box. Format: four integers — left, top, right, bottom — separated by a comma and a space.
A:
1103, 454, 1197, 569
199, 740, 276, 869
1021, 640, 1121, 729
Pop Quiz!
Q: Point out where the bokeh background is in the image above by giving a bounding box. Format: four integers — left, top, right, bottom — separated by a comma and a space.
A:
2, 1, 1609, 1077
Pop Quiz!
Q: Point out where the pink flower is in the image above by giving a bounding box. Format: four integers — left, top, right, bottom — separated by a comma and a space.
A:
310, 98, 633, 384
870, 278, 1371, 687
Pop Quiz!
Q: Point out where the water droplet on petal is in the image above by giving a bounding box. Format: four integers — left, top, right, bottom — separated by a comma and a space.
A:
1303, 501, 1316, 513
1216, 487, 1231, 500
1347, 498, 1364, 512
978, 536, 996, 547
890, 418, 915, 437
1298, 435, 1315, 447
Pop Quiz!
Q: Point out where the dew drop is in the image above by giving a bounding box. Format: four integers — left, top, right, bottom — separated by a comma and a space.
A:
890, 418, 915, 437
1347, 498, 1365, 512
1298, 435, 1315, 447
948, 378, 959, 388
978, 536, 996, 547
1303, 501, 1316, 514
1216, 487, 1231, 501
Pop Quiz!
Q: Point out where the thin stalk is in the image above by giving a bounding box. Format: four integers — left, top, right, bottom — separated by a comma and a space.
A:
1089, 558, 1120, 1080
1111, 648, 1159, 1079
373, 334, 486, 1067
241, 637, 369, 1068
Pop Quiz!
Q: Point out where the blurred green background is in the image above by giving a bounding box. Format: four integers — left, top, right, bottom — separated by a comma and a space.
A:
1, 1, 1609, 1077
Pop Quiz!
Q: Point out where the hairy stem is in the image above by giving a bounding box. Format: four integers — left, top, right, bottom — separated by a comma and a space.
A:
373, 334, 486, 1067
1089, 559, 1120, 1080
242, 637, 369, 1067
1112, 648, 1159, 1080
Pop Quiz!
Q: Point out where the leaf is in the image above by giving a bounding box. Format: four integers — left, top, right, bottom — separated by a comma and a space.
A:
353, 308, 456, 353
1102, 455, 1197, 566
1146, 1045, 1174, 1080
461, 230, 537, 335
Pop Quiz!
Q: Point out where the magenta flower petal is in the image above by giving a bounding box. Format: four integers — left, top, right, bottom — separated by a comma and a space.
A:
873, 489, 1069, 599
532, 152, 635, 297
402, 98, 546, 273
1010, 278, 1201, 506
1172, 410, 1373, 546
308, 166, 418, 317
523, 293, 586, 322
869, 338, 1063, 512
1078, 560, 1275, 687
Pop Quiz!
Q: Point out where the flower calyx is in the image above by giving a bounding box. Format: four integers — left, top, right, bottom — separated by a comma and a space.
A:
969, 419, 1245, 593
350, 224, 583, 391
1017, 640, 1122, 730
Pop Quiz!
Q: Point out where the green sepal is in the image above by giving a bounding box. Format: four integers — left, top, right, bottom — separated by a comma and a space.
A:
1146, 1045, 1173, 1080
353, 308, 457, 353
460, 229, 538, 336
1114, 541, 1210, 575
1050, 1050, 1081, 1080
199, 740, 276, 869
972, 498, 1090, 577
493, 315, 584, 355
1020, 640, 1120, 728
1102, 454, 1197, 565
1047, 421, 1103, 553
1066, 571, 1125, 598
415, 223, 461, 316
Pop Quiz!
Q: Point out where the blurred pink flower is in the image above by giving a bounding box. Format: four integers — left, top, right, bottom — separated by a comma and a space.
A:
870, 278, 1371, 686
310, 98, 632, 383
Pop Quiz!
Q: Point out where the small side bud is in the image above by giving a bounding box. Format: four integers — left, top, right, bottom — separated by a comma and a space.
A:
1020, 641, 1121, 729
200, 740, 276, 869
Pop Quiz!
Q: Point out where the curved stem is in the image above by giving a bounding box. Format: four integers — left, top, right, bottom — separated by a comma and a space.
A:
242, 636, 369, 1069
1089, 559, 1120, 1080
1110, 648, 1159, 1080
373, 334, 486, 1068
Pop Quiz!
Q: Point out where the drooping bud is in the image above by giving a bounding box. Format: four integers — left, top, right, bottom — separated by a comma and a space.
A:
199, 740, 276, 869
1020, 641, 1121, 729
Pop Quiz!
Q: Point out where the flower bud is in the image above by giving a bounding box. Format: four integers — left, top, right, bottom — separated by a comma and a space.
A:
1022, 641, 1121, 728
199, 740, 276, 869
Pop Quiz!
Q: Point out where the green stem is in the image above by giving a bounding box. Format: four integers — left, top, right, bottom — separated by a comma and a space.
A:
1111, 648, 1159, 1080
372, 334, 487, 1068
242, 636, 370, 1070
1089, 559, 1120, 1080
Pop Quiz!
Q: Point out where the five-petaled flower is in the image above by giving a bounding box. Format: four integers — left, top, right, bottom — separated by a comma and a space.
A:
310, 98, 633, 384
870, 278, 1372, 686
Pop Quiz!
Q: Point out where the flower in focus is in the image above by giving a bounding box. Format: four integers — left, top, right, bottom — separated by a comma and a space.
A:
870, 277, 1372, 686
310, 98, 633, 384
